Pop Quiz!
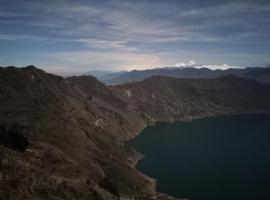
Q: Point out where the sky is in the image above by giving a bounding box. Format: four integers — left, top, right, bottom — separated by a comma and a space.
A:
0, 0, 270, 75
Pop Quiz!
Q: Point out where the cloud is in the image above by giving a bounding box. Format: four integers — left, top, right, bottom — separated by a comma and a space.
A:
174, 60, 240, 70
79, 39, 127, 49
174, 60, 197, 67
0, 0, 270, 73
0, 33, 50, 42
77, 38, 139, 51
41, 50, 170, 73
198, 64, 240, 70
0, 1, 226, 44
2, 1, 270, 46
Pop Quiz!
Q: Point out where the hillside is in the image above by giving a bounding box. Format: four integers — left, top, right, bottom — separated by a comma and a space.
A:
112, 75, 270, 122
1, 66, 270, 200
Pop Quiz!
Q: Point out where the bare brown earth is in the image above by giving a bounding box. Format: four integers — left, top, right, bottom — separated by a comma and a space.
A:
0, 66, 270, 200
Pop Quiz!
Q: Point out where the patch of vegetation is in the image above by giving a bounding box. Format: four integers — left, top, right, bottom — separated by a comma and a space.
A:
0, 125, 29, 152
98, 177, 119, 197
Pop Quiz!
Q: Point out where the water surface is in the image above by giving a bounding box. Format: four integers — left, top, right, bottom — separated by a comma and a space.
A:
130, 114, 270, 200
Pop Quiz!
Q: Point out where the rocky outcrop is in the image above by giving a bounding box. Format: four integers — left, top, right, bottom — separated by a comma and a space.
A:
0, 66, 270, 200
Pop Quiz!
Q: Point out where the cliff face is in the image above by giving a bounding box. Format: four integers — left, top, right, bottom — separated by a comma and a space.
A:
1, 66, 270, 200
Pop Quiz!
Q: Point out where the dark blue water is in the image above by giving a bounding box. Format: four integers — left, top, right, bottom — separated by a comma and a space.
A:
130, 114, 270, 200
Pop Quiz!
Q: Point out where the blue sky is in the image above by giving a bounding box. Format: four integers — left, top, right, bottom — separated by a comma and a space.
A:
0, 0, 270, 75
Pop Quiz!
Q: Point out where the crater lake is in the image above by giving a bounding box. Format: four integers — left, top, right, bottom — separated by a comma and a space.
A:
130, 114, 270, 200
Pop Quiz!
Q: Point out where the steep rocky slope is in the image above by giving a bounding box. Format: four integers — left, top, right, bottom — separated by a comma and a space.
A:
0, 66, 154, 200
0, 66, 270, 200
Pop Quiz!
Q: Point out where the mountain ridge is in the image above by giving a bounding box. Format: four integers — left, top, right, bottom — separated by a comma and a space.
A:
1, 66, 270, 200
99, 66, 270, 84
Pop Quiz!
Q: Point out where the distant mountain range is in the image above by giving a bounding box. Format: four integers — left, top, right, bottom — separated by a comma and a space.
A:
93, 67, 270, 84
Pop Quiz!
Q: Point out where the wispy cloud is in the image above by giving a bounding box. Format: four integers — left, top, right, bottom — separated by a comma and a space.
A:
43, 50, 169, 71
0, 0, 270, 73
0, 33, 53, 42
